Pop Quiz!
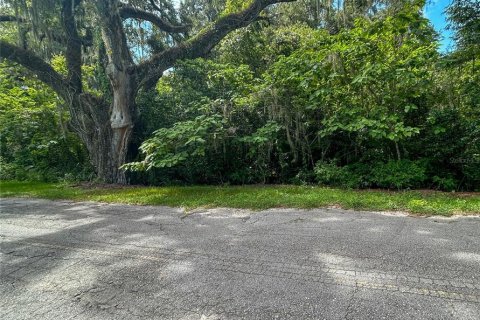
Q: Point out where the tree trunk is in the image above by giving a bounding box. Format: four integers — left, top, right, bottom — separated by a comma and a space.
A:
92, 124, 131, 184
69, 93, 133, 184
104, 64, 135, 184
91, 0, 136, 184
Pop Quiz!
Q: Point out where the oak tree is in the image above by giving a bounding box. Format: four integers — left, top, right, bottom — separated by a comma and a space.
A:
0, 0, 294, 183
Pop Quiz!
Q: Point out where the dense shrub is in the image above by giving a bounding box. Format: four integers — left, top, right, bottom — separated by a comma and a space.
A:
314, 160, 428, 190
0, 64, 93, 182
370, 160, 427, 190
313, 161, 356, 187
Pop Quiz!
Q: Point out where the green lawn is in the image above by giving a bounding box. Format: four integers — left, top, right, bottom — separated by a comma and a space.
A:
0, 181, 479, 216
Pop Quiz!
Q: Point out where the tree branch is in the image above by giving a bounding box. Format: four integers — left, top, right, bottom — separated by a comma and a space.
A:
135, 0, 296, 89
62, 0, 83, 93
0, 40, 70, 97
149, 0, 162, 13
0, 15, 25, 22
149, 0, 175, 14
119, 4, 190, 33
1, 13, 92, 48
148, 0, 180, 27
39, 29, 94, 47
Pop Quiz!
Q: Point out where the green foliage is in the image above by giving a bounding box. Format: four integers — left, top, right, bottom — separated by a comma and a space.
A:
223, 0, 254, 15
266, 6, 435, 150
0, 62, 92, 182
314, 162, 371, 189
314, 161, 349, 187
50, 55, 103, 96
432, 175, 458, 192
446, 0, 480, 52
370, 160, 427, 190
237, 121, 282, 183
239, 121, 281, 153
124, 115, 226, 171
314, 160, 428, 190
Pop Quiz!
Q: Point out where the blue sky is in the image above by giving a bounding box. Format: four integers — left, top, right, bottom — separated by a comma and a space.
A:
424, 0, 454, 52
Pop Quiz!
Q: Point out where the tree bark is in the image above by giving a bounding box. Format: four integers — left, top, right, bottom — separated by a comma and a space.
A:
66, 94, 130, 184
95, 0, 136, 183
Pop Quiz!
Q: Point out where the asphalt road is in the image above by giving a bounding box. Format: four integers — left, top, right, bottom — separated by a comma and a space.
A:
1, 198, 479, 320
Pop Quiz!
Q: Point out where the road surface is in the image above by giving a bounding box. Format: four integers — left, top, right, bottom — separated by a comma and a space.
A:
1, 198, 479, 319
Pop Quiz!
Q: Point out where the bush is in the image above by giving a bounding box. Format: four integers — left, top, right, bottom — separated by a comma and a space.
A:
310, 160, 459, 191
313, 161, 364, 188
370, 160, 427, 190
432, 175, 458, 191
314, 161, 347, 186
0, 158, 20, 180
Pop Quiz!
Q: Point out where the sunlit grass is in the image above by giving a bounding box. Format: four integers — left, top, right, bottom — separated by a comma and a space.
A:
1, 181, 479, 216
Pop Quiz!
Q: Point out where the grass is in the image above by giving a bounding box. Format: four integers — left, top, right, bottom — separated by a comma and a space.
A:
1, 180, 479, 216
